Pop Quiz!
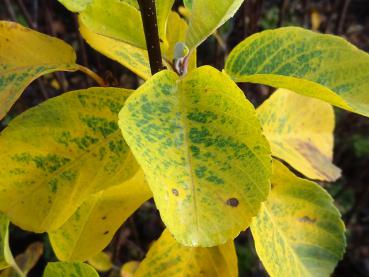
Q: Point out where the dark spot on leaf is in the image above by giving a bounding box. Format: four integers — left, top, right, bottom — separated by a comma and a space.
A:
226, 198, 239, 207
104, 231, 109, 235
172, 188, 179, 196
102, 216, 107, 220
298, 216, 316, 223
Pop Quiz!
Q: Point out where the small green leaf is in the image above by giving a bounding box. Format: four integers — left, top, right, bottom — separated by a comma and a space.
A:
49, 170, 151, 261
251, 160, 346, 277
43, 262, 99, 277
57, 0, 93, 12
186, 0, 244, 50
225, 27, 369, 117
183, 0, 193, 10
135, 229, 238, 277
0, 88, 138, 233
0, 21, 78, 120
119, 66, 271, 247
0, 213, 12, 270
257, 89, 341, 181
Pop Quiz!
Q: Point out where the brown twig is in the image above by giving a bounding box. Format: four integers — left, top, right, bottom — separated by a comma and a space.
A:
16, 0, 36, 28
137, 0, 165, 75
336, 0, 351, 35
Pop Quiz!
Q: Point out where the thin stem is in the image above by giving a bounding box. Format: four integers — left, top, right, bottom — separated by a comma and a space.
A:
137, 0, 165, 75
77, 65, 106, 87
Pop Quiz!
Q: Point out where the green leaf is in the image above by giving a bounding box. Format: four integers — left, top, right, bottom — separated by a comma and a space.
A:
185, 0, 244, 50
251, 160, 346, 277
119, 66, 271, 247
257, 89, 341, 181
80, 0, 146, 48
43, 262, 98, 277
135, 229, 238, 276
225, 27, 369, 117
0, 21, 78, 120
0, 87, 139, 233
57, 0, 93, 12
49, 170, 151, 261
183, 0, 193, 10
0, 214, 12, 270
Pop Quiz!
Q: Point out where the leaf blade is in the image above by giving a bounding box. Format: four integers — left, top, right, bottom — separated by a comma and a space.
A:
0, 88, 138, 232
43, 262, 99, 277
135, 229, 238, 277
251, 160, 346, 277
257, 89, 341, 181
225, 27, 369, 117
119, 66, 271, 247
49, 170, 151, 261
0, 21, 78, 120
186, 0, 244, 50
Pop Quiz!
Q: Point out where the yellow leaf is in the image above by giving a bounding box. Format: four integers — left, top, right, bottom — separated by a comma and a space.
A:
0, 88, 139, 232
43, 262, 98, 277
225, 27, 369, 117
186, 0, 244, 50
119, 66, 271, 247
79, 19, 152, 80
257, 89, 341, 181
251, 160, 346, 277
134, 229, 238, 277
120, 261, 140, 277
87, 252, 112, 272
49, 170, 151, 261
0, 21, 78, 120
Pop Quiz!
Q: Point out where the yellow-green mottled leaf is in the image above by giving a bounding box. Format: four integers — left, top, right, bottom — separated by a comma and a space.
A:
185, 0, 244, 50
119, 66, 271, 247
87, 252, 112, 272
0, 21, 78, 120
79, 19, 151, 80
257, 89, 341, 181
0, 214, 12, 270
183, 0, 193, 10
0, 88, 139, 233
43, 262, 98, 277
57, 0, 93, 12
251, 160, 346, 277
135, 229, 237, 277
225, 27, 369, 117
49, 170, 151, 261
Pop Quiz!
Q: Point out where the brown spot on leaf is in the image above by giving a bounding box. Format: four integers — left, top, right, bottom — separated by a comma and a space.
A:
172, 188, 179, 196
298, 216, 316, 223
102, 216, 107, 220
226, 198, 239, 207
103, 230, 109, 235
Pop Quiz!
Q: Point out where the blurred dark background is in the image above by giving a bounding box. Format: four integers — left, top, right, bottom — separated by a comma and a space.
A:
0, 0, 368, 276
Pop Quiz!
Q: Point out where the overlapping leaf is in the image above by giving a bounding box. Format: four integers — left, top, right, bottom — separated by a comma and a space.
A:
0, 21, 78, 120
251, 160, 346, 277
49, 170, 151, 261
119, 66, 271, 247
257, 89, 341, 181
43, 262, 98, 277
185, 0, 244, 50
135, 229, 237, 277
225, 27, 369, 117
0, 88, 139, 232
